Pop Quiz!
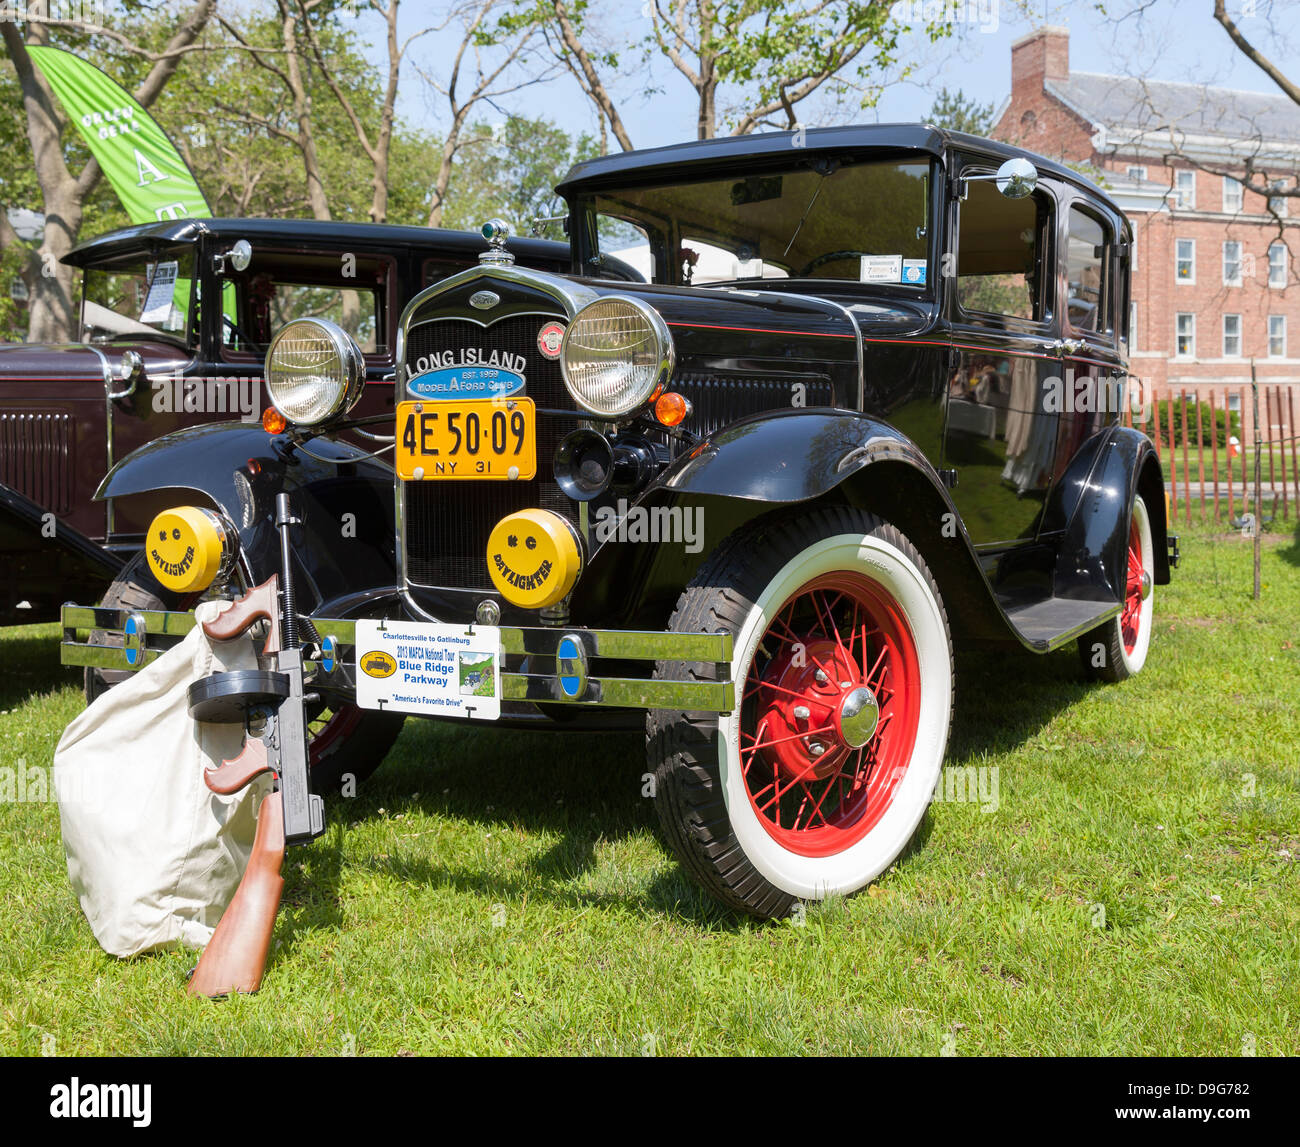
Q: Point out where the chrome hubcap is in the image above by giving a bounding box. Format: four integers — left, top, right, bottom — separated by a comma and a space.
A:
837, 686, 880, 748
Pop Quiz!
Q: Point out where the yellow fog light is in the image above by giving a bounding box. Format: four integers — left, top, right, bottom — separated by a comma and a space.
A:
485, 509, 582, 609
145, 506, 230, 594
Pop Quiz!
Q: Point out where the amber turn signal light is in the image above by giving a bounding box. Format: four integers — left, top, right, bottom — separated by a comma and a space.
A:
262, 406, 287, 434
654, 392, 691, 427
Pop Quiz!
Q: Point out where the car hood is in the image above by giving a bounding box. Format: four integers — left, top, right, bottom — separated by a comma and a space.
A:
0, 342, 112, 382
0, 341, 195, 382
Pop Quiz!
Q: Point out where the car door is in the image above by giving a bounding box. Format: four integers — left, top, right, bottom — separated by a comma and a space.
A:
943, 154, 1063, 551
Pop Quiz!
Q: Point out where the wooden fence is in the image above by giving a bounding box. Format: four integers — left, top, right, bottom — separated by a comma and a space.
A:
1122, 384, 1299, 526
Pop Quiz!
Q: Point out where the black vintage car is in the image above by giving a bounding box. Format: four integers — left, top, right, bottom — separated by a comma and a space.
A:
60, 125, 1176, 919
0, 217, 601, 622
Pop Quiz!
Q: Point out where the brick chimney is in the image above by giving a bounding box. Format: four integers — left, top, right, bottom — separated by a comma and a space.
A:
1011, 26, 1069, 90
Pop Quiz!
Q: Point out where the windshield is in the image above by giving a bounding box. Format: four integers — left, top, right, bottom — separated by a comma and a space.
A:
81, 246, 196, 347
581, 156, 932, 288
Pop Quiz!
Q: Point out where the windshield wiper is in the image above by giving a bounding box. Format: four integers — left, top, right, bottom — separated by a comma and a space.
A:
782, 160, 839, 259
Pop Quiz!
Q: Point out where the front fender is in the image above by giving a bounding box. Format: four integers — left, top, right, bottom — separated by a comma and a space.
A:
96, 422, 395, 614
658, 407, 930, 502
577, 409, 1013, 646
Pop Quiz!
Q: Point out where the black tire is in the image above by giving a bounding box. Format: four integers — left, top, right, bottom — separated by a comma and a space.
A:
84, 552, 403, 792
647, 506, 954, 919
1077, 494, 1155, 683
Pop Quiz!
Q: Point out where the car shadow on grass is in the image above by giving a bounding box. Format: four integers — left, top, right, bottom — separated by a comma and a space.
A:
303, 642, 1097, 930
0, 624, 72, 710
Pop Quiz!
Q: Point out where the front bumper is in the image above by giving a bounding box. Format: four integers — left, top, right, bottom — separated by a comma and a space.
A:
60, 604, 735, 713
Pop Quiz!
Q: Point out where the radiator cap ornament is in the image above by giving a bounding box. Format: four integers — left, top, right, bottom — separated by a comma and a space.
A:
485, 508, 582, 609
479, 218, 515, 267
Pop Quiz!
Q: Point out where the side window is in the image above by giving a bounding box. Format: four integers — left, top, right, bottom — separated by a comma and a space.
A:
220, 253, 390, 357
956, 178, 1048, 323
1066, 206, 1111, 336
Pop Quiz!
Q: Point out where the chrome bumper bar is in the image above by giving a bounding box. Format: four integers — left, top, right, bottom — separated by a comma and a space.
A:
60, 604, 735, 713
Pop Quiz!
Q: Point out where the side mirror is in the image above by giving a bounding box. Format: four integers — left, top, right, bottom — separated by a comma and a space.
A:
995, 157, 1037, 199
958, 156, 1039, 201
213, 239, 253, 275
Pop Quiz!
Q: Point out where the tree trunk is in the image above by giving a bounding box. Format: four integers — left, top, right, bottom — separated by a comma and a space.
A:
2, 0, 217, 342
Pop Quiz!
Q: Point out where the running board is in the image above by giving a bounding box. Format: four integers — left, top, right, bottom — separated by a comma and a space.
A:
1002, 597, 1119, 652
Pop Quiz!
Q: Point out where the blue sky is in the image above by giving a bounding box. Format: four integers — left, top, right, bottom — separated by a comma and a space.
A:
357, 1, 1299, 152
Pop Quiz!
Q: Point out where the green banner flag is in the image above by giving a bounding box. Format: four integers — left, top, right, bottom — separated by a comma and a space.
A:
27, 45, 210, 224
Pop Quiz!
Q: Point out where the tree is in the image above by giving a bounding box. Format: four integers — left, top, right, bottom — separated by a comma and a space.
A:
414, 0, 557, 228
435, 114, 598, 232
514, 0, 950, 149
1, 0, 218, 342
927, 87, 994, 135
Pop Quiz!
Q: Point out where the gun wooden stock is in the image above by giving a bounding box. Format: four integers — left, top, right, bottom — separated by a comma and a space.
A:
204, 736, 274, 795
187, 792, 286, 998
201, 576, 281, 654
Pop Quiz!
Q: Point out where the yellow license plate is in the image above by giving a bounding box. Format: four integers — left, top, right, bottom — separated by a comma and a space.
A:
396, 398, 536, 481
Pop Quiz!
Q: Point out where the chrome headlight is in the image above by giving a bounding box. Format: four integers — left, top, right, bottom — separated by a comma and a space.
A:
560, 296, 674, 417
264, 318, 365, 426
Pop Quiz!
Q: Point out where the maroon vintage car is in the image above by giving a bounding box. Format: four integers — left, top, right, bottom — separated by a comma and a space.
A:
0, 217, 626, 621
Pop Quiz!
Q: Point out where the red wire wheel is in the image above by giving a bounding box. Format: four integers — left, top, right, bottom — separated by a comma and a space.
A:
738, 572, 921, 858
1121, 517, 1144, 655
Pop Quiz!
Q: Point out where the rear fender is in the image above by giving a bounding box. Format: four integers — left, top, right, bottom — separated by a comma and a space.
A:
1046, 426, 1168, 605
96, 422, 395, 613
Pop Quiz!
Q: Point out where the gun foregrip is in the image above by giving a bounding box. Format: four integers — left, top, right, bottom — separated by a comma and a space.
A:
187, 792, 286, 998
205, 736, 273, 795
201, 576, 282, 654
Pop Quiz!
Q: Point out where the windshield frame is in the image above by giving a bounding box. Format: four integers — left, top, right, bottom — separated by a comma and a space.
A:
79, 241, 199, 352
569, 150, 939, 295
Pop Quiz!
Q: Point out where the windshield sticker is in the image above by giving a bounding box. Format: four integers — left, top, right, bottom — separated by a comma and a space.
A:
902, 258, 927, 285
406, 349, 526, 399
139, 260, 179, 324
860, 255, 902, 284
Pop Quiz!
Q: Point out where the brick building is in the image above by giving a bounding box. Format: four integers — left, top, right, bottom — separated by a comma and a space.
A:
991, 26, 1300, 436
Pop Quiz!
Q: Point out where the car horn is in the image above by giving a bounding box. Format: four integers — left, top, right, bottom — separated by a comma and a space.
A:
554, 429, 658, 502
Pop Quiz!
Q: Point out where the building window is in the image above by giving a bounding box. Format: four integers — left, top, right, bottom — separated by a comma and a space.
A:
1268, 179, 1289, 217
1228, 392, 1241, 414
1223, 314, 1242, 357
1176, 238, 1195, 282
1129, 300, 1138, 352
1223, 241, 1243, 286
1174, 170, 1196, 210
1176, 313, 1195, 358
1269, 315, 1287, 358
1127, 165, 1147, 182
1269, 242, 1288, 287
1222, 176, 1244, 213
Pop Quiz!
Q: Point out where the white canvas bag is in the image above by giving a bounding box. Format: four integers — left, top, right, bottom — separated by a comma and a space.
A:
53, 600, 273, 957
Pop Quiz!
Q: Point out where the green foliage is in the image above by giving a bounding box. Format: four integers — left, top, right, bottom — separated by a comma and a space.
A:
0, 243, 29, 343
1149, 399, 1241, 449
927, 87, 994, 135
438, 116, 600, 234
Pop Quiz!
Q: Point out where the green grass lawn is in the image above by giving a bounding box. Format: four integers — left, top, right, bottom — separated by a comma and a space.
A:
1, 525, 1297, 1056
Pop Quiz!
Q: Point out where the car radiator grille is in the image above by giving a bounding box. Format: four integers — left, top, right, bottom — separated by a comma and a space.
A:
403, 316, 575, 590
401, 317, 839, 592
0, 411, 75, 515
